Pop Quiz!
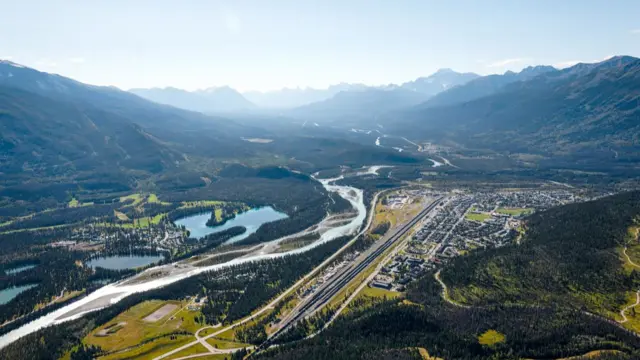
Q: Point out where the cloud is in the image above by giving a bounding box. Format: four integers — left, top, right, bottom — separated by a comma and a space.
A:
1, 55, 13, 60
486, 58, 531, 68
631, 29, 640, 34
68, 57, 85, 64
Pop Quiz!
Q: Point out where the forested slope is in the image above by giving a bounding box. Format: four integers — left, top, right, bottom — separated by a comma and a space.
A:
258, 192, 640, 360
443, 191, 640, 317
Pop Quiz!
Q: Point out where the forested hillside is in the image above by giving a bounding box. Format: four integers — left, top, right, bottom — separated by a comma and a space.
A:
258, 192, 640, 360
442, 190, 640, 318
391, 56, 640, 173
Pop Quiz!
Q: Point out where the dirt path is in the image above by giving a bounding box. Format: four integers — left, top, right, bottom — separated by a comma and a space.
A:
623, 247, 640, 268
434, 270, 469, 308
618, 290, 640, 324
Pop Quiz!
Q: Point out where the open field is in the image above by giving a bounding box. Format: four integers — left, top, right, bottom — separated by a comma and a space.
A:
206, 337, 251, 350
85, 300, 202, 353
170, 355, 229, 360
371, 191, 424, 234
98, 334, 194, 360
356, 285, 402, 300
163, 343, 209, 360
465, 211, 491, 222
495, 207, 533, 216
120, 193, 145, 207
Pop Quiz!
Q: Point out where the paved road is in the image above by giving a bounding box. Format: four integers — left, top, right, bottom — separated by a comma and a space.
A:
153, 191, 384, 360
265, 197, 443, 346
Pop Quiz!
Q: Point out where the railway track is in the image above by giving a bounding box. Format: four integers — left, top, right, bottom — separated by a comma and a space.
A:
263, 196, 443, 346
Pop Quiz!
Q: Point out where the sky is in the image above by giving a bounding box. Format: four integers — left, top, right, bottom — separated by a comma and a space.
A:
1, 0, 639, 92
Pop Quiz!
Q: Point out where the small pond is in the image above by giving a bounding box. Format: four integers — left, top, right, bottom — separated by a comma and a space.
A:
174, 206, 288, 243
0, 284, 38, 305
86, 255, 164, 270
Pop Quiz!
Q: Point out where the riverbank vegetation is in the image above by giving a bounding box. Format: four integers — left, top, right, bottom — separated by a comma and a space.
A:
0, 235, 352, 360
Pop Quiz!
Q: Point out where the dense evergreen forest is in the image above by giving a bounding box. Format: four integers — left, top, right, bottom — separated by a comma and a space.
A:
442, 190, 640, 315
257, 192, 640, 360
0, 236, 351, 360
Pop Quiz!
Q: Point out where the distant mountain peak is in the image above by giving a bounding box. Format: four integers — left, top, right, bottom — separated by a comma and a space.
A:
400, 69, 480, 96
0, 60, 27, 69
520, 65, 556, 73
434, 68, 455, 74
130, 85, 254, 112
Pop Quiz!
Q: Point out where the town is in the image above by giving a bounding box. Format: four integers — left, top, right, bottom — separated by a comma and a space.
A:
369, 188, 582, 292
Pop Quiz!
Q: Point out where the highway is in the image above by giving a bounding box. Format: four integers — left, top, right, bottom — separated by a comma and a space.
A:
263, 196, 444, 347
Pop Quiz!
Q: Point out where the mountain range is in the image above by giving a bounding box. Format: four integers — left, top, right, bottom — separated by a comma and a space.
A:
128, 69, 481, 113
2, 55, 639, 180
129, 86, 256, 113
0, 60, 264, 200
419, 65, 556, 108
390, 55, 640, 171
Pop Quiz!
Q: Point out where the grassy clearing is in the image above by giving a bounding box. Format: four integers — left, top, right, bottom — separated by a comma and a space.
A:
465, 212, 491, 222
114, 210, 130, 221
98, 335, 193, 360
217, 310, 272, 342
478, 329, 505, 346
213, 208, 223, 222
163, 343, 209, 360
416, 347, 444, 360
120, 194, 144, 207
85, 300, 202, 353
206, 337, 251, 350
147, 193, 171, 206
356, 285, 401, 300
172, 355, 229, 360
34, 289, 84, 311
496, 207, 533, 216
68, 198, 93, 208
132, 214, 166, 228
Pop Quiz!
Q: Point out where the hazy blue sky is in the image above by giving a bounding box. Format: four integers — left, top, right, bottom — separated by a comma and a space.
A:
1, 0, 639, 91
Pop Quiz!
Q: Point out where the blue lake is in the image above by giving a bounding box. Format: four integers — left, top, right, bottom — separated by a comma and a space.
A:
174, 206, 288, 243
86, 255, 164, 270
5, 264, 37, 275
0, 284, 38, 305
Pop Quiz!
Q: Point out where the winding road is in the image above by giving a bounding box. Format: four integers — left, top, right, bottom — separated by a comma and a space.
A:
153, 190, 384, 360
